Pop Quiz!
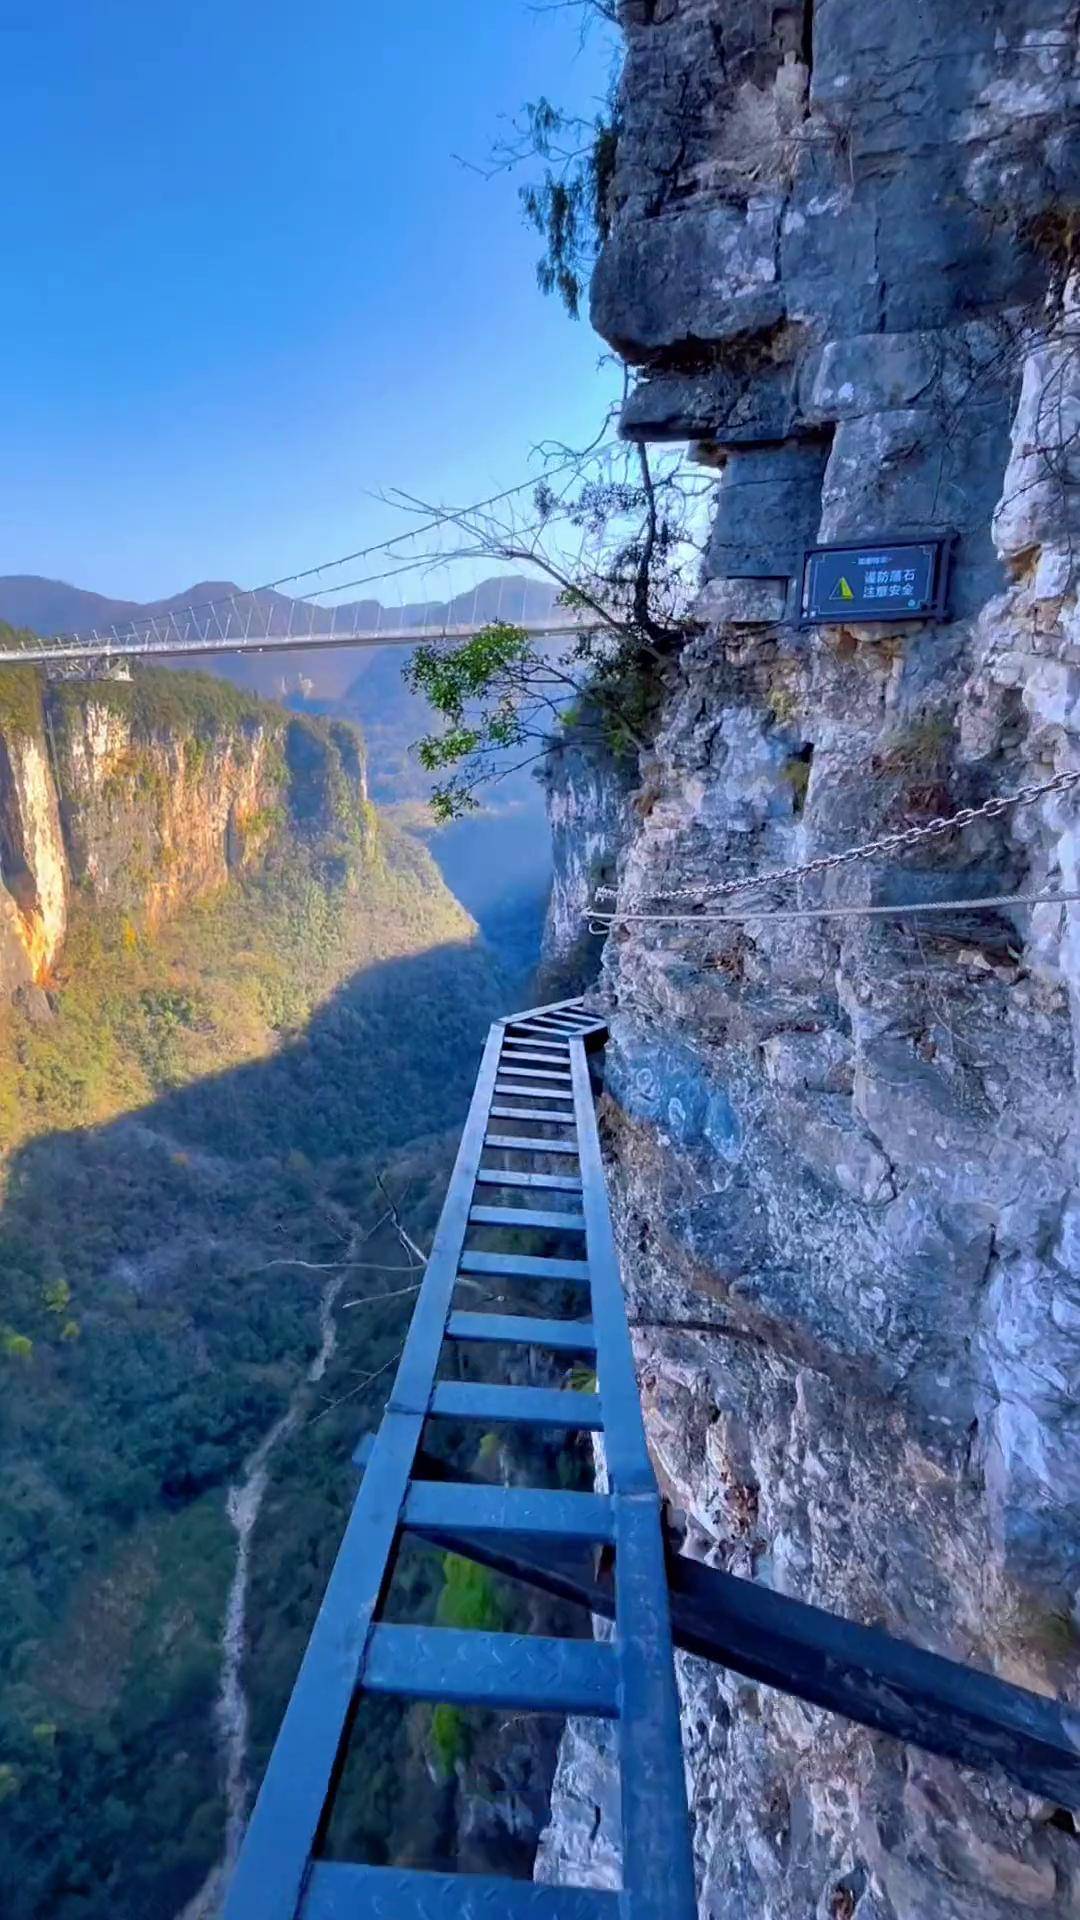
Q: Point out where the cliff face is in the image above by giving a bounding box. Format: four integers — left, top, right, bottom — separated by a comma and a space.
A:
0, 716, 68, 992
539, 5, 1080, 1916
0, 663, 370, 991
539, 717, 638, 996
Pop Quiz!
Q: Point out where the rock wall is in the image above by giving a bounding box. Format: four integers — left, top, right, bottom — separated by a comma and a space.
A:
0, 720, 68, 995
0, 667, 369, 988
539, 3, 1080, 1915
539, 714, 638, 994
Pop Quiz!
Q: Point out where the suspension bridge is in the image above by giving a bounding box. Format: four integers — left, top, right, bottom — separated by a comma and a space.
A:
224, 994, 1080, 1920
0, 582, 600, 669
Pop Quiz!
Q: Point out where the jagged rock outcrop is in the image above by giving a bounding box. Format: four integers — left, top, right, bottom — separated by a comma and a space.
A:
0, 663, 369, 987
539, 4, 1080, 1915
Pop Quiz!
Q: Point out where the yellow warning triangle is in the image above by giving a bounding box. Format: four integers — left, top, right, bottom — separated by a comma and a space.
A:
832, 575, 855, 601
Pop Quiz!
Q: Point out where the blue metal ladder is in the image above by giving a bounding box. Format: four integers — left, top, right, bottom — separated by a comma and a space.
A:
224, 997, 696, 1920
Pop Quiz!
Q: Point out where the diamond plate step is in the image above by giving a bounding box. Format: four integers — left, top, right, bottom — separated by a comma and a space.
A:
403, 1481, 613, 1542
459, 1250, 590, 1282
301, 1862, 619, 1919
484, 1134, 580, 1154
363, 1624, 618, 1713
445, 1309, 595, 1351
468, 1205, 587, 1232
473, 1168, 583, 1191
495, 1064, 573, 1083
429, 1381, 603, 1430
500, 1047, 571, 1064
494, 1091, 575, 1107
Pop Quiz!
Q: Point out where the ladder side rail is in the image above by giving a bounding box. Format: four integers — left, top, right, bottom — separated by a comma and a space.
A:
224, 1023, 507, 1920
568, 1039, 697, 1920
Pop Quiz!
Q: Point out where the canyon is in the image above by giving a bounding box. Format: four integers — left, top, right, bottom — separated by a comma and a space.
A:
0, 648, 507, 1920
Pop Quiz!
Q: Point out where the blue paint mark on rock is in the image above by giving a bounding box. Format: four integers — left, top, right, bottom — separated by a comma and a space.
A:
704, 1088, 740, 1161
609, 1039, 741, 1159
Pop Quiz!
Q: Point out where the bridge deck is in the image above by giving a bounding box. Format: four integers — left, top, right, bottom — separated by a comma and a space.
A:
0, 616, 594, 668
223, 997, 696, 1920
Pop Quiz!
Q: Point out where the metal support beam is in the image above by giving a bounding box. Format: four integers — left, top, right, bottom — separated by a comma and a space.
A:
397, 1450, 1080, 1809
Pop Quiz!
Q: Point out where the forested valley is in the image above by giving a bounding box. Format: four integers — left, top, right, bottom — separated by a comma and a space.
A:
0, 653, 567, 1919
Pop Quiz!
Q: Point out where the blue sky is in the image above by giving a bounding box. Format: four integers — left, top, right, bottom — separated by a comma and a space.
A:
0, 1, 619, 602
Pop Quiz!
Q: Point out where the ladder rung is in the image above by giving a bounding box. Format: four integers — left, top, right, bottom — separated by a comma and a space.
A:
496, 1079, 575, 1098
459, 1250, 590, 1282
475, 1167, 583, 1191
446, 1309, 596, 1351
489, 1105, 578, 1123
469, 1204, 587, 1232
496, 1064, 572, 1083
485, 1134, 580, 1154
510, 1019, 583, 1038
501, 1046, 570, 1064
403, 1480, 613, 1541
495, 1094, 575, 1111
302, 1862, 620, 1919
501, 1057, 570, 1071
503, 1033, 572, 1047
504, 1001, 579, 1021
430, 1380, 603, 1429
364, 1623, 618, 1713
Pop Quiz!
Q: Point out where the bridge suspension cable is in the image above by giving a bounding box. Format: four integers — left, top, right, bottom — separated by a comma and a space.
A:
0, 446, 621, 668
0, 599, 596, 668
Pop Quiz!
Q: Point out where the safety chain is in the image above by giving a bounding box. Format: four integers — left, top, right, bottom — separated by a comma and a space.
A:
594, 767, 1080, 909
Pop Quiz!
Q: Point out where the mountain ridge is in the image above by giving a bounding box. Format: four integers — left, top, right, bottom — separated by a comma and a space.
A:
0, 570, 559, 645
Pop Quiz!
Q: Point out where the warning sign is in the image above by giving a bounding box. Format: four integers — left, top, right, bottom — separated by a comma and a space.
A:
802, 537, 952, 625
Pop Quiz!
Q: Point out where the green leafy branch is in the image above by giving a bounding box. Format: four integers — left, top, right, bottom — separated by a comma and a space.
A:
400, 443, 709, 817
517, 97, 621, 318
459, 11, 621, 322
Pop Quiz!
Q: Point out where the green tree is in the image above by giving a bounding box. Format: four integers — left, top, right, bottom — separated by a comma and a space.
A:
479, 6, 621, 320
436, 1553, 505, 1632
41, 1276, 71, 1316
518, 97, 620, 319
430, 1703, 468, 1777
405, 453, 706, 818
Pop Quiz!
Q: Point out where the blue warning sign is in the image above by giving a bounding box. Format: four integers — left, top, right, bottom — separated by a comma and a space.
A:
802, 537, 953, 625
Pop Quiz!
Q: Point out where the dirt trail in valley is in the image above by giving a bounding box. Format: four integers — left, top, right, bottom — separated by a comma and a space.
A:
175, 1238, 358, 1920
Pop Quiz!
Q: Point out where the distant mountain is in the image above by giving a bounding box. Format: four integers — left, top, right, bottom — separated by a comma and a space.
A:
0, 568, 556, 645
0, 575, 144, 635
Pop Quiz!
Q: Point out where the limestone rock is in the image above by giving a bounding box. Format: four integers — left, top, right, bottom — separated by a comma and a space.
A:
0, 674, 370, 999
694, 578, 790, 628
539, 0, 1080, 1913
